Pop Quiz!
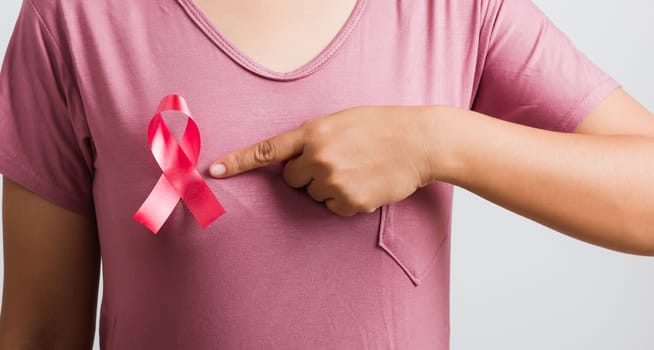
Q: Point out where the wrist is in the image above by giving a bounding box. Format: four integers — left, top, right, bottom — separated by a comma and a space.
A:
418, 105, 469, 185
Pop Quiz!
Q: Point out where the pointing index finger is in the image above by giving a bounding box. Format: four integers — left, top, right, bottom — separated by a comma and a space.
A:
210, 126, 305, 178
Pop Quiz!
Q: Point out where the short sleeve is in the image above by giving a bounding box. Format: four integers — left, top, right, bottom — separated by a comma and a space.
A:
0, 1, 95, 219
471, 0, 621, 132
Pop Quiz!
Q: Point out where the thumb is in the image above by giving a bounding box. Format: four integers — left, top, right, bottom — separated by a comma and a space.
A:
210, 127, 305, 178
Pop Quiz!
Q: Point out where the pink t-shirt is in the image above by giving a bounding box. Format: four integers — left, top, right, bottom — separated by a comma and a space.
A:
0, 0, 619, 348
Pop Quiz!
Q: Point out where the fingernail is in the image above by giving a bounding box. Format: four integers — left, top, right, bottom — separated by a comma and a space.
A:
210, 163, 226, 177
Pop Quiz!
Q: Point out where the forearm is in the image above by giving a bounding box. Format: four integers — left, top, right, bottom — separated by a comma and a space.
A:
426, 106, 654, 256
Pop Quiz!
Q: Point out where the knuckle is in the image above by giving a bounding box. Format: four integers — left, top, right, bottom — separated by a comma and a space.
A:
311, 151, 332, 167
306, 181, 318, 197
348, 195, 369, 213
229, 154, 243, 173
322, 178, 335, 191
325, 175, 344, 191
324, 199, 338, 214
305, 120, 331, 139
254, 139, 276, 164
282, 165, 294, 185
325, 199, 349, 217
313, 122, 332, 136
334, 207, 354, 217
309, 192, 324, 203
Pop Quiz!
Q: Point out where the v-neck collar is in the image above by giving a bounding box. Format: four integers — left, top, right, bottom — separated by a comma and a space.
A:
175, 0, 368, 81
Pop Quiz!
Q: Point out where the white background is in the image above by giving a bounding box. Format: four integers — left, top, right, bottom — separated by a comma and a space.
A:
1, 1, 653, 349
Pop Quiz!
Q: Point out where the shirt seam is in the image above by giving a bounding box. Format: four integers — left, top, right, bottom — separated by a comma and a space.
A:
25, 0, 96, 177
26, 0, 74, 75
18, 0, 96, 215
177, 0, 367, 81
557, 76, 620, 132
0, 153, 95, 219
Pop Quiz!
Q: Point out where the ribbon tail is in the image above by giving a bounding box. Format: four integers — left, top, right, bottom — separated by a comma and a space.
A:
181, 171, 226, 228
133, 175, 180, 234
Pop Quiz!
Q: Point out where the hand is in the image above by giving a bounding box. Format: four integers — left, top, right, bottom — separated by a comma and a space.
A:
209, 106, 441, 216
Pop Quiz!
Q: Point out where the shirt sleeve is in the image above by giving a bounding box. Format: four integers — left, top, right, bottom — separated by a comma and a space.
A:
471, 0, 621, 132
0, 1, 95, 219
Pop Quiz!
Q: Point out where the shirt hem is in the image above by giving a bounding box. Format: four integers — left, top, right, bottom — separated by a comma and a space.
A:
0, 154, 95, 221
557, 77, 622, 133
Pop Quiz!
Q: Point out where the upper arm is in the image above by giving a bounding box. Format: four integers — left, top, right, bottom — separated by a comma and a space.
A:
472, 0, 621, 133
0, 4, 100, 346
469, 0, 654, 138
574, 88, 654, 138
0, 177, 100, 349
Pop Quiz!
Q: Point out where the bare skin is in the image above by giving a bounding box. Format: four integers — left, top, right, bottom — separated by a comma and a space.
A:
193, 0, 358, 72
0, 177, 100, 349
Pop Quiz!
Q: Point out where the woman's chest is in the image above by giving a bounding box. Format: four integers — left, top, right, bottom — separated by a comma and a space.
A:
192, 0, 359, 73
60, 0, 468, 295
70, 0, 481, 221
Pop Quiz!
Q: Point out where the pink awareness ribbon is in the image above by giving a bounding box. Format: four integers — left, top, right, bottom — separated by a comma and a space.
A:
133, 94, 225, 234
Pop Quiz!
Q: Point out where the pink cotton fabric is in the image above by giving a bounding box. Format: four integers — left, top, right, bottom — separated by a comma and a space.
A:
0, 0, 619, 348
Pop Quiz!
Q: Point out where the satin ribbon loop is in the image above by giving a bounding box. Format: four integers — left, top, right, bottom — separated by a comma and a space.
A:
134, 94, 225, 234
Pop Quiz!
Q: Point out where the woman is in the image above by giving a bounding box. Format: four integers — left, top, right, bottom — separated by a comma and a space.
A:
0, 0, 653, 349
